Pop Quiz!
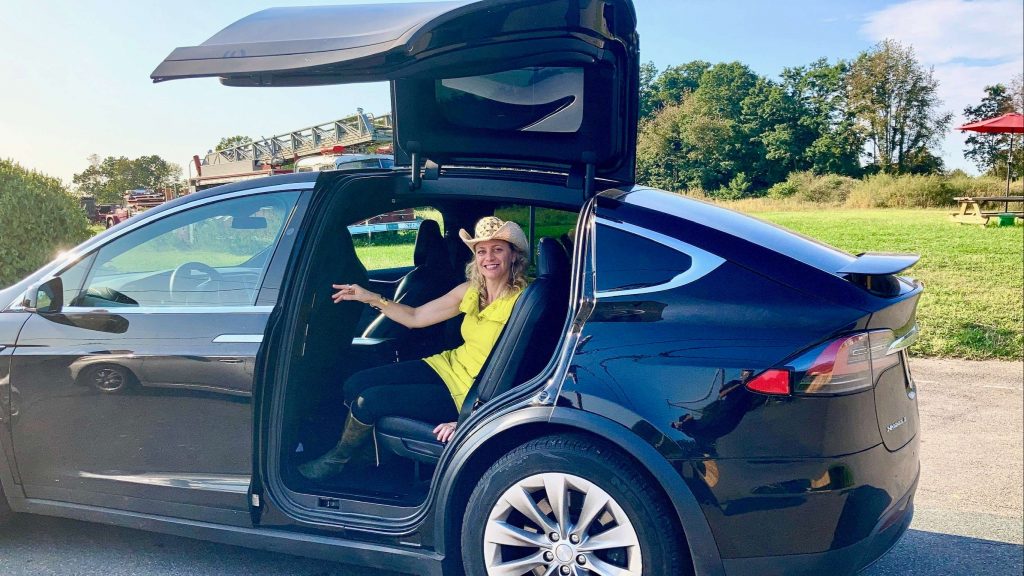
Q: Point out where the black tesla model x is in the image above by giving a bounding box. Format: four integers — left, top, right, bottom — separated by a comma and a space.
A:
0, 1, 921, 575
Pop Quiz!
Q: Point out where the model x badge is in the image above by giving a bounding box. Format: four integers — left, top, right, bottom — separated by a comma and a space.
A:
886, 416, 908, 432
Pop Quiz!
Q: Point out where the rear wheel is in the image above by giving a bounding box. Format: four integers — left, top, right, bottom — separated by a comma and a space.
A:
462, 434, 689, 576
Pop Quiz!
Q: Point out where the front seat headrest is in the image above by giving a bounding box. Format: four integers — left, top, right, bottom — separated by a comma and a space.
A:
413, 219, 449, 269
536, 237, 569, 278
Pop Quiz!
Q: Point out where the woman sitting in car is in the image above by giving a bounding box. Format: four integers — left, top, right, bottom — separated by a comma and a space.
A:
300, 217, 530, 480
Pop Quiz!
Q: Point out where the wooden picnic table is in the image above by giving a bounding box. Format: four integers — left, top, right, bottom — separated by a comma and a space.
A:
949, 195, 1024, 225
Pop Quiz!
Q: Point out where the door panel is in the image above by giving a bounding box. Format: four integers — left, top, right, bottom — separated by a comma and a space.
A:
9, 190, 302, 524
11, 309, 264, 518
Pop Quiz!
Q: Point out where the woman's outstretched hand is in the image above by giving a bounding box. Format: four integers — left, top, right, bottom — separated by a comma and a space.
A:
434, 421, 457, 443
332, 283, 374, 305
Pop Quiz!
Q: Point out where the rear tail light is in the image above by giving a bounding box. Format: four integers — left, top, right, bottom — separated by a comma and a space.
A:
746, 369, 790, 395
746, 327, 917, 396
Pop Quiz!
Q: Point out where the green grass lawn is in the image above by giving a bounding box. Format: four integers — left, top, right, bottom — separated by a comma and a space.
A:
746, 209, 1022, 360
355, 243, 417, 270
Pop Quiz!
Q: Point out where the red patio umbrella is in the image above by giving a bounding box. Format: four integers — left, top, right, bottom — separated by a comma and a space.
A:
957, 112, 1024, 133
957, 112, 1024, 194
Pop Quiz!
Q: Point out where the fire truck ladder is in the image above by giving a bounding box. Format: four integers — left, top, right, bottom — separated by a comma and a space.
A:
203, 108, 392, 166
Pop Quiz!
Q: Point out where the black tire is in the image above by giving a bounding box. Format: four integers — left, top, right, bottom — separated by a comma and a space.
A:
462, 434, 690, 576
81, 364, 135, 394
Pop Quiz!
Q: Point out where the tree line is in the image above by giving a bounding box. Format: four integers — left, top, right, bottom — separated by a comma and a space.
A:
637, 39, 1023, 198
73, 154, 182, 205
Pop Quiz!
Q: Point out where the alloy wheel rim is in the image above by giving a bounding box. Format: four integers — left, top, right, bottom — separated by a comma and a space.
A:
93, 368, 125, 391
483, 472, 642, 576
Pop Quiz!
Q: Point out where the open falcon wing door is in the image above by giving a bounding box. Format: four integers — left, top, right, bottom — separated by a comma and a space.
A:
152, 0, 640, 190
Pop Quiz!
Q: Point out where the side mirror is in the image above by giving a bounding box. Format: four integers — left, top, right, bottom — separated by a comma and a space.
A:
23, 277, 63, 313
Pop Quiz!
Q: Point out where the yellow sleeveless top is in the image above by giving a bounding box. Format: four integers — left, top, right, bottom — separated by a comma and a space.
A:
424, 286, 523, 409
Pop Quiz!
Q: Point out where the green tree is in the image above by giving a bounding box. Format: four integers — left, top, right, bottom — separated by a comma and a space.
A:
72, 155, 182, 204
779, 58, 863, 176
0, 159, 91, 288
216, 135, 253, 152
640, 61, 711, 121
693, 62, 758, 119
740, 77, 802, 187
847, 39, 952, 174
637, 62, 770, 195
690, 62, 761, 193
636, 97, 736, 193
962, 83, 1023, 178
1010, 73, 1024, 112
639, 61, 660, 120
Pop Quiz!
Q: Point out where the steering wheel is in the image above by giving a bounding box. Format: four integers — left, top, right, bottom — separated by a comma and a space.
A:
169, 261, 222, 305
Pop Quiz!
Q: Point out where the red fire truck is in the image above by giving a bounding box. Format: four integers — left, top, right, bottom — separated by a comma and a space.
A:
188, 109, 393, 193
100, 189, 173, 228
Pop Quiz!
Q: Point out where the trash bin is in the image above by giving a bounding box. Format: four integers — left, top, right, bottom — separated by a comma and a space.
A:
995, 213, 1017, 226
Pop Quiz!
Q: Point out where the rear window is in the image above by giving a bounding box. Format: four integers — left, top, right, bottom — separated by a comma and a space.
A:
595, 224, 692, 293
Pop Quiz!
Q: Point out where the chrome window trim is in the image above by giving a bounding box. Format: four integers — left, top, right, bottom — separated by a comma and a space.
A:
213, 334, 265, 343
59, 305, 275, 315
594, 218, 725, 298
887, 324, 920, 354
538, 197, 598, 405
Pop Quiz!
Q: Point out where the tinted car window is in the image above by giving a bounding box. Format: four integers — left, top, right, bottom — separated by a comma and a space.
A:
595, 224, 692, 293
69, 192, 299, 308
337, 159, 387, 170
55, 252, 97, 305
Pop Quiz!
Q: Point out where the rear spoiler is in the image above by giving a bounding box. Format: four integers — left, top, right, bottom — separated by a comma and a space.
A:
837, 253, 920, 276
838, 253, 920, 297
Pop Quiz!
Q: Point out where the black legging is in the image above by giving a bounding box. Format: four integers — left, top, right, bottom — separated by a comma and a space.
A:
343, 360, 459, 425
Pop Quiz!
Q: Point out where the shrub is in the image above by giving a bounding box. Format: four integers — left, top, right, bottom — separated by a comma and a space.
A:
944, 174, 1013, 198
680, 187, 709, 199
0, 159, 91, 288
800, 174, 856, 203
767, 180, 799, 199
718, 172, 1016, 211
764, 171, 855, 204
846, 174, 958, 208
715, 172, 751, 200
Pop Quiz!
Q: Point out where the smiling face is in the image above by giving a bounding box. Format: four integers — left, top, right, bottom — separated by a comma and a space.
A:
474, 239, 514, 283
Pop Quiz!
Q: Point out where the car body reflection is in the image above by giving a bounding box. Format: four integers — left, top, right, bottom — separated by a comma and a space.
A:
68, 353, 253, 397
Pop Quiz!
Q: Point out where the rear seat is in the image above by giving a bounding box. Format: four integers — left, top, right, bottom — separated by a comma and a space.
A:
374, 237, 571, 465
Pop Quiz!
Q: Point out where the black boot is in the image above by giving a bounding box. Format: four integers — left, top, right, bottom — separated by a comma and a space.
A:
299, 412, 373, 480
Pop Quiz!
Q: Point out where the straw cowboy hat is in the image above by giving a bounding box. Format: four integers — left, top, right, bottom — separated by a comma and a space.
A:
459, 216, 529, 254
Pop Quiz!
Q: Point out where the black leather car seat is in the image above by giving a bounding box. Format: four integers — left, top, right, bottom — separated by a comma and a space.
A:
362, 219, 460, 357
374, 237, 571, 465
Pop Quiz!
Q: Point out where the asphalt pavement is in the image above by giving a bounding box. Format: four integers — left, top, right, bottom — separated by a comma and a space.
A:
0, 358, 1021, 575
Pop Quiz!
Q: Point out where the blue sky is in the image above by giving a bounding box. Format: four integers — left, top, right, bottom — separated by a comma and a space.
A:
1, 0, 1021, 185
